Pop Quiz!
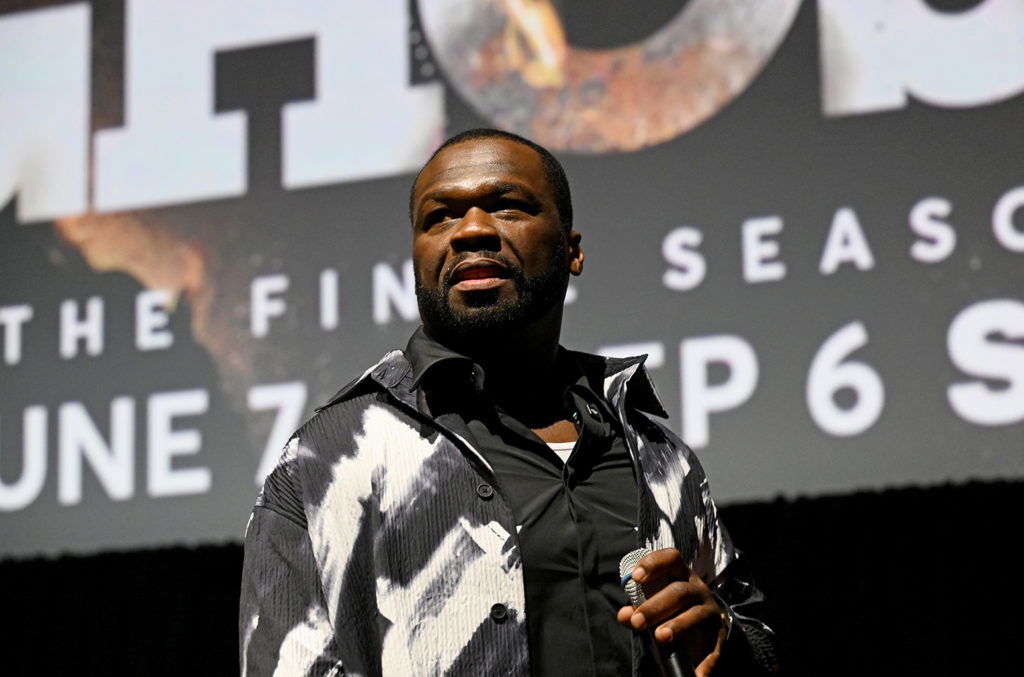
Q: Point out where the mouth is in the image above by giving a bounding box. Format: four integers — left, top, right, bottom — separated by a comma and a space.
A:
448, 258, 511, 291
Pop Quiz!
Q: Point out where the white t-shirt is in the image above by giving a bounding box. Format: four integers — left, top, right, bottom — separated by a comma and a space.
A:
546, 441, 576, 464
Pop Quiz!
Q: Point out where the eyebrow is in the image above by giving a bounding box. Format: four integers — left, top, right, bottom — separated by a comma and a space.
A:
417, 180, 535, 210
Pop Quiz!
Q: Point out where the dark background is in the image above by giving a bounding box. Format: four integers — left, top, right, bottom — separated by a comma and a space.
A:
2, 0, 1022, 553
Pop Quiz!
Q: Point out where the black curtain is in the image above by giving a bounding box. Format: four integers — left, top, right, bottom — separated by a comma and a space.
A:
3, 480, 1019, 676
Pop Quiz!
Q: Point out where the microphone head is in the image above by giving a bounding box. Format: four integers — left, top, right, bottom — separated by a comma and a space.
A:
619, 547, 653, 607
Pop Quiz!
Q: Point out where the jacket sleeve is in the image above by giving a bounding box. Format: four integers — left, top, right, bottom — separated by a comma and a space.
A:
647, 417, 780, 674
709, 540, 780, 675
239, 444, 343, 677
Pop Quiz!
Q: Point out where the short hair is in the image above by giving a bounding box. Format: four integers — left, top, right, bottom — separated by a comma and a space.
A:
409, 128, 573, 232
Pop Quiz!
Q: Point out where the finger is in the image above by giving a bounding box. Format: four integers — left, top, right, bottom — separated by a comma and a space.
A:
693, 622, 728, 677
651, 600, 720, 644
695, 644, 722, 677
630, 580, 704, 629
616, 605, 636, 628
633, 548, 690, 586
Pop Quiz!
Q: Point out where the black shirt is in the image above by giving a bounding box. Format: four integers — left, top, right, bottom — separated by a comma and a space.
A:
406, 328, 639, 676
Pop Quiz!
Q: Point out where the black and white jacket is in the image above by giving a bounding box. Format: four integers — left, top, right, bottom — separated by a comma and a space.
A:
239, 348, 777, 676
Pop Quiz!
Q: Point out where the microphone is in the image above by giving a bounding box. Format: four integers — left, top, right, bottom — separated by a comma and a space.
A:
619, 548, 695, 677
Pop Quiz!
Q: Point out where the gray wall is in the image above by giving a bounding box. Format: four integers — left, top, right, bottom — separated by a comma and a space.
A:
1, 0, 1022, 556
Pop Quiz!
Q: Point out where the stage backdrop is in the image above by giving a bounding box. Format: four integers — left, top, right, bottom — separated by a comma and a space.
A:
1, 0, 1022, 557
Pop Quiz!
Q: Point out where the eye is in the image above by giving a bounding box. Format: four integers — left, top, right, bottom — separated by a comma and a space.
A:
493, 198, 533, 215
422, 208, 457, 229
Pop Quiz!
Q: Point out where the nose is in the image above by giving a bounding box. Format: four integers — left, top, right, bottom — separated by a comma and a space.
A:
450, 207, 501, 252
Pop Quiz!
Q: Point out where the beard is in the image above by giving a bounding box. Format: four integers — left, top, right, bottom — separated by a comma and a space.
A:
415, 242, 569, 341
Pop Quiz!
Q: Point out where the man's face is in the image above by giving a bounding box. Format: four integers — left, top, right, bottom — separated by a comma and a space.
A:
411, 137, 582, 339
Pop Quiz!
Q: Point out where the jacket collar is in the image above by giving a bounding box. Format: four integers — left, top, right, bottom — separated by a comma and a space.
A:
570, 350, 667, 418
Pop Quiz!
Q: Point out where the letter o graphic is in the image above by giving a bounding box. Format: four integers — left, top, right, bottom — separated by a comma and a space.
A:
419, 0, 800, 152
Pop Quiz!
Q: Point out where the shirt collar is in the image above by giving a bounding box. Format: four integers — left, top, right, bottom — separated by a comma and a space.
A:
405, 326, 476, 391
406, 326, 589, 393
403, 326, 667, 417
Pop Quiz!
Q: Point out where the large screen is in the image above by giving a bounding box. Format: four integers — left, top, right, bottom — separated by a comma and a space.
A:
2, 0, 1022, 557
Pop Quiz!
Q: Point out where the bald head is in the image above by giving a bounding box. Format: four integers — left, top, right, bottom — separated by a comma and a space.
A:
410, 128, 573, 232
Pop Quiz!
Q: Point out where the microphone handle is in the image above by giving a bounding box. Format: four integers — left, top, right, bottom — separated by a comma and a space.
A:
648, 630, 694, 677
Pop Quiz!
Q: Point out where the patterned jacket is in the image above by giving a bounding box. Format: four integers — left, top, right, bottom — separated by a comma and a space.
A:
239, 348, 777, 676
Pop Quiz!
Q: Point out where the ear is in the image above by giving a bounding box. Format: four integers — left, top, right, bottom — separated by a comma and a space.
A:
568, 230, 584, 276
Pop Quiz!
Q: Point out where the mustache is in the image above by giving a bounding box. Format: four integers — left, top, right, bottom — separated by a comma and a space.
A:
442, 251, 520, 289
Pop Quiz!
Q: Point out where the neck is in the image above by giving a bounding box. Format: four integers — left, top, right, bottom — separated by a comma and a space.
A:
482, 337, 569, 429
427, 310, 571, 425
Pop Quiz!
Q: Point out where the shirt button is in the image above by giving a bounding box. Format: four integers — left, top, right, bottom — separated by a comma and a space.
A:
476, 483, 494, 500
490, 603, 508, 623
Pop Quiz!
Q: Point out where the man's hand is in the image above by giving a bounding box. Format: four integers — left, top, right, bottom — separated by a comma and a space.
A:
616, 548, 728, 676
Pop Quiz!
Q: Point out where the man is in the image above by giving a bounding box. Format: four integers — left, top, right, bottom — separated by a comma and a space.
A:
239, 129, 777, 676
